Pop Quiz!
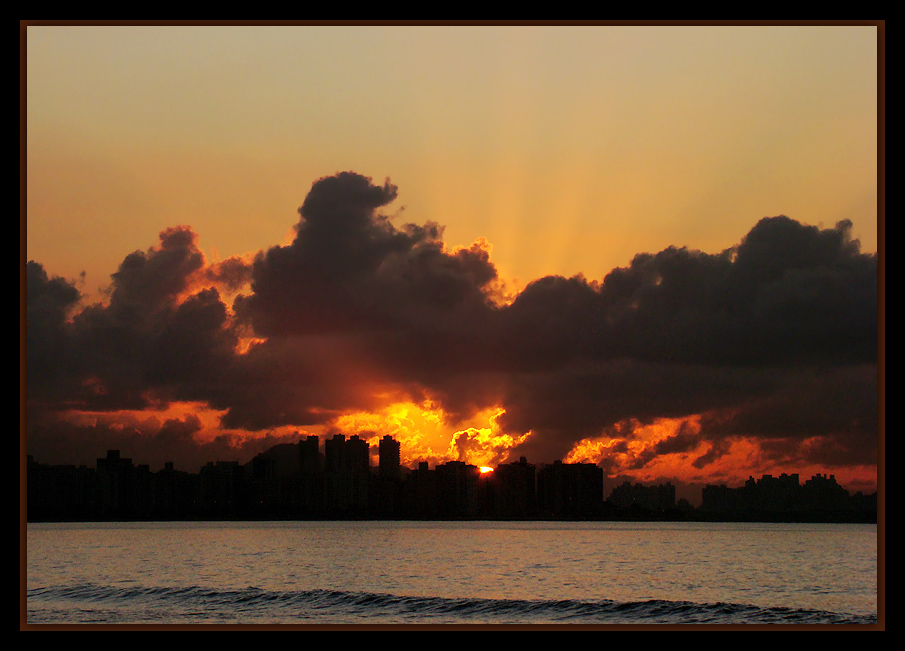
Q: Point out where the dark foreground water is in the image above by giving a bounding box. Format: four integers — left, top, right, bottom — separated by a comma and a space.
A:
26, 520, 878, 626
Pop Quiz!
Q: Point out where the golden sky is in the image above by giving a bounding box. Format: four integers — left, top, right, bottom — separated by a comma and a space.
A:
24, 24, 881, 497
26, 24, 878, 298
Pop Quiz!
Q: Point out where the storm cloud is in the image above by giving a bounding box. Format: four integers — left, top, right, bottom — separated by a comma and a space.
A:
25, 171, 878, 475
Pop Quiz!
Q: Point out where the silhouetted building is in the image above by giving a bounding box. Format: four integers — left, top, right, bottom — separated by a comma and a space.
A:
802, 473, 850, 511
199, 460, 244, 516
151, 461, 198, 518
299, 436, 322, 474
537, 460, 604, 519
347, 435, 370, 474
25, 446, 876, 523
297, 436, 325, 515
740, 473, 801, 511
608, 481, 676, 512
378, 435, 401, 480
487, 457, 537, 518
95, 450, 143, 518
404, 461, 437, 518
701, 483, 734, 512
435, 461, 481, 518
700, 472, 872, 520
371, 436, 403, 517
324, 434, 370, 514
27, 456, 98, 520
324, 434, 347, 474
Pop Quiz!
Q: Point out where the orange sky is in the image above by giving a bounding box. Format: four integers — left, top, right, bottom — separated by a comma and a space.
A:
26, 24, 877, 299
24, 23, 881, 499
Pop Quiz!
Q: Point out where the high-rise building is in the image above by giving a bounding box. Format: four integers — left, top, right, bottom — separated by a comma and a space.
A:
299, 435, 321, 474
323, 433, 370, 513
346, 435, 370, 473
537, 460, 604, 518
490, 456, 537, 518
324, 434, 346, 474
435, 461, 480, 517
378, 435, 401, 480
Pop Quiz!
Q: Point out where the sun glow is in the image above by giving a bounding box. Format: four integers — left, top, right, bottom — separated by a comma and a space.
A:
329, 401, 530, 469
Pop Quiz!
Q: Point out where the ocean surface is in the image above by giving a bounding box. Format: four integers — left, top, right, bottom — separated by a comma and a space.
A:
25, 520, 878, 626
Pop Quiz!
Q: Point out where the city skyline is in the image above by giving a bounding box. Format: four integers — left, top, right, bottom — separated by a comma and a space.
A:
26, 433, 877, 519
25, 23, 880, 499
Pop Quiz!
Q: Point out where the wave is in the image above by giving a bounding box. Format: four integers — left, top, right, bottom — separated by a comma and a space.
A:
27, 583, 878, 625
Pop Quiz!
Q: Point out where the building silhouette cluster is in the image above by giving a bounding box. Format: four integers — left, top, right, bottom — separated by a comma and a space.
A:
26, 435, 877, 523
701, 472, 876, 518
608, 480, 678, 513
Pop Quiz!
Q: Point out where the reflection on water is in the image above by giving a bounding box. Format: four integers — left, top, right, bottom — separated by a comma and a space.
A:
27, 521, 878, 625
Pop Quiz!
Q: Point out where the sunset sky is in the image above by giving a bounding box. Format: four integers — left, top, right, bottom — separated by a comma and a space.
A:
24, 23, 881, 500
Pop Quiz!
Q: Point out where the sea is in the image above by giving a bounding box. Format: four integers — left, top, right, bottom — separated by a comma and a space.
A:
25, 520, 879, 627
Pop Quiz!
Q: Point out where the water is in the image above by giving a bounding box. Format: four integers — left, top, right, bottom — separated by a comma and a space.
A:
26, 520, 878, 626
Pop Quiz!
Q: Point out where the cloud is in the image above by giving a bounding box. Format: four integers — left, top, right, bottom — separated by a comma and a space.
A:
489, 215, 877, 463
224, 171, 506, 428
591, 216, 876, 367
233, 172, 500, 338
27, 226, 239, 414
695, 363, 878, 465
26, 260, 84, 400
26, 408, 299, 473
26, 172, 878, 478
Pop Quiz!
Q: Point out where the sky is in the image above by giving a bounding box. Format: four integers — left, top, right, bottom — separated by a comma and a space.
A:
24, 23, 881, 501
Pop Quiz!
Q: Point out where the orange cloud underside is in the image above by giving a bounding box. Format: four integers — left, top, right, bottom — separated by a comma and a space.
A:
564, 415, 877, 494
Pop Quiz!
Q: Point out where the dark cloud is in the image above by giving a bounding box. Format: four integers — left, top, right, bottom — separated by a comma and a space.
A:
26, 172, 878, 477
691, 437, 734, 470
497, 359, 781, 462
224, 171, 505, 428
492, 215, 876, 462
28, 226, 238, 414
696, 364, 878, 465
593, 217, 876, 367
624, 425, 703, 471
26, 261, 83, 388
204, 255, 254, 294
104, 226, 207, 316
26, 409, 299, 473
233, 172, 498, 338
